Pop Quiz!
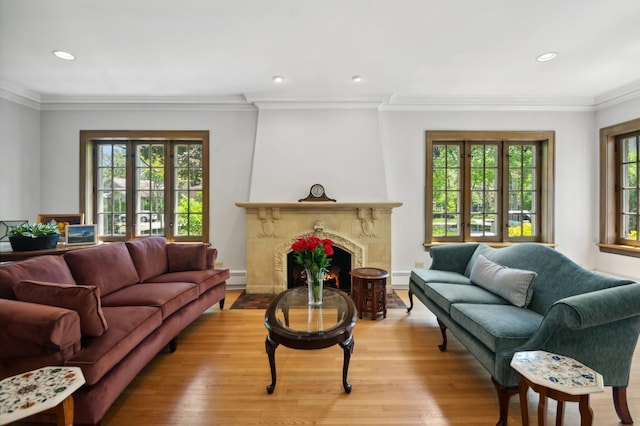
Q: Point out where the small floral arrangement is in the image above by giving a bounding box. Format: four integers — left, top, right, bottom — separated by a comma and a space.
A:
290, 236, 334, 272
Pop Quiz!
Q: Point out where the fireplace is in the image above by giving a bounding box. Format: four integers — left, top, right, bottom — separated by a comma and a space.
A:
287, 246, 352, 292
235, 201, 402, 294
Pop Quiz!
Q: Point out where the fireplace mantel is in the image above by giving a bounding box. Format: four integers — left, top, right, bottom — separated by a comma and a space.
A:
236, 201, 402, 294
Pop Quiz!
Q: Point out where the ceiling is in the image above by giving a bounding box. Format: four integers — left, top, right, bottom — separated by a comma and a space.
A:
2, 0, 640, 107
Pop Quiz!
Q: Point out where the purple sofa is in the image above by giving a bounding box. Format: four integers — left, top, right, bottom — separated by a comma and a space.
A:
0, 236, 229, 425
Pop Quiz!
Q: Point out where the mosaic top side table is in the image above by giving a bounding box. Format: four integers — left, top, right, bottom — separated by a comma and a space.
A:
0, 366, 85, 426
511, 351, 604, 426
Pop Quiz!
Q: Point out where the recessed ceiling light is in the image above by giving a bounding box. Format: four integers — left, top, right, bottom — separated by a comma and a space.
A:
536, 52, 557, 62
351, 75, 363, 82
272, 75, 285, 83
53, 50, 76, 61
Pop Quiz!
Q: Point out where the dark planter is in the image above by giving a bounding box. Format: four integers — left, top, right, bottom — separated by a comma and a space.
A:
9, 234, 60, 251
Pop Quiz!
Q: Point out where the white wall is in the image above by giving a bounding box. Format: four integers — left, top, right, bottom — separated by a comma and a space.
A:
0, 98, 41, 220
380, 109, 598, 283
39, 107, 258, 273
595, 97, 640, 280
8, 95, 640, 285
249, 108, 388, 201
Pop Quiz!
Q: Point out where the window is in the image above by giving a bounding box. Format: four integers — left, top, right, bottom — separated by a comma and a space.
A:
80, 131, 209, 242
425, 131, 555, 246
600, 118, 640, 257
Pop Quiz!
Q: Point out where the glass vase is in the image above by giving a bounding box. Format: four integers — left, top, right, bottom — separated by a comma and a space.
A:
305, 267, 324, 305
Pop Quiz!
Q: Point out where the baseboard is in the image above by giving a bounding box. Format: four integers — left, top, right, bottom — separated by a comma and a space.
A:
226, 270, 411, 291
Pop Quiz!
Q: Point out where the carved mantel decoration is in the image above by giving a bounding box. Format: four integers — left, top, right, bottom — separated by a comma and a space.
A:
236, 201, 402, 294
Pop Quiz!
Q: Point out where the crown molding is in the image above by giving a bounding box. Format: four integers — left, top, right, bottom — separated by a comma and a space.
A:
244, 94, 392, 110
2, 82, 640, 112
594, 79, 640, 110
39, 94, 257, 111
382, 95, 597, 112
0, 81, 41, 110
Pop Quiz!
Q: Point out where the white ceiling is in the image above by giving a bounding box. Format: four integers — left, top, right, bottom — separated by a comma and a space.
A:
2, 0, 640, 107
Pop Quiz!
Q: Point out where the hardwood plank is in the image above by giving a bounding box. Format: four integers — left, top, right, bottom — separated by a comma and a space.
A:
99, 290, 639, 425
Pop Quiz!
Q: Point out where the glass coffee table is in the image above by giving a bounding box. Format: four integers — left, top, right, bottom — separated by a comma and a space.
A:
264, 286, 357, 394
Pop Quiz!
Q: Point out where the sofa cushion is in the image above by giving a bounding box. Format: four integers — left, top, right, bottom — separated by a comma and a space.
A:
425, 282, 509, 314
450, 303, 543, 352
148, 269, 230, 294
12, 280, 108, 337
125, 237, 169, 282
0, 255, 76, 300
166, 244, 207, 272
0, 298, 81, 359
64, 243, 140, 296
464, 243, 496, 277
65, 305, 162, 386
411, 269, 472, 289
100, 282, 199, 319
470, 255, 537, 308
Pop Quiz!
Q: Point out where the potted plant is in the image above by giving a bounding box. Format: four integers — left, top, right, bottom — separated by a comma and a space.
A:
8, 222, 61, 251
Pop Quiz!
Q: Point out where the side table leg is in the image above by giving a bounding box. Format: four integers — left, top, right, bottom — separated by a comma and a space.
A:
537, 388, 549, 426
339, 335, 354, 393
54, 395, 74, 426
555, 401, 564, 426
265, 335, 279, 394
518, 379, 530, 426
578, 395, 593, 426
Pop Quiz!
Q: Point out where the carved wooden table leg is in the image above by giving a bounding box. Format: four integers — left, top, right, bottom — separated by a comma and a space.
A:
265, 336, 279, 394
339, 334, 355, 393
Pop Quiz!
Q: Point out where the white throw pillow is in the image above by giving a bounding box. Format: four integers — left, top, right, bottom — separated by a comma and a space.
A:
469, 254, 537, 308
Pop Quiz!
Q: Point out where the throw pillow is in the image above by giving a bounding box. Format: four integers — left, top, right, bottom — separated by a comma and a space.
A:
166, 244, 207, 272
469, 254, 537, 308
12, 280, 108, 337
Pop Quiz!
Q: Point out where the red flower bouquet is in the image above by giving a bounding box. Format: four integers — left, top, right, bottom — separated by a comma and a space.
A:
291, 236, 333, 304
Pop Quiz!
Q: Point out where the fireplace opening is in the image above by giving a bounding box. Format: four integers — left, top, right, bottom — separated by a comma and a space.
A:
287, 246, 352, 293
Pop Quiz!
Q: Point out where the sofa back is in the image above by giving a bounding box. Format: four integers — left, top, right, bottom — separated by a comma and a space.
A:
468, 243, 634, 315
0, 255, 77, 299
64, 242, 140, 296
125, 236, 168, 282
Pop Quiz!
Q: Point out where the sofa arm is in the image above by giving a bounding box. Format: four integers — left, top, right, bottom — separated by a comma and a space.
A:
543, 282, 640, 329
0, 298, 82, 358
429, 243, 480, 274
207, 247, 218, 269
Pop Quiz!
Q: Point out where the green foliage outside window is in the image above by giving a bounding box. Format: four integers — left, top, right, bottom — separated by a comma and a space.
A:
177, 192, 203, 236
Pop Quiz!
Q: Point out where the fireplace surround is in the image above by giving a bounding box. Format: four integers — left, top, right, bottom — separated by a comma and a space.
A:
236, 201, 402, 294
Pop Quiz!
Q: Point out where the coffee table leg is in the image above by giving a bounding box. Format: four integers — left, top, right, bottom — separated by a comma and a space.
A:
339, 335, 354, 393
265, 335, 279, 394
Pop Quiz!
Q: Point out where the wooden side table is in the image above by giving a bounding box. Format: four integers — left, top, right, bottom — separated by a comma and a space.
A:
349, 267, 389, 320
510, 351, 604, 426
0, 366, 85, 426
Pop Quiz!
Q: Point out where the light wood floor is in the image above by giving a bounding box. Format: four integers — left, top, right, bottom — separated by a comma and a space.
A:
100, 290, 640, 425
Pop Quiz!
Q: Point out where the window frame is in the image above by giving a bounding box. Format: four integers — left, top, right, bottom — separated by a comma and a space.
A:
425, 130, 555, 248
599, 118, 640, 257
80, 130, 209, 243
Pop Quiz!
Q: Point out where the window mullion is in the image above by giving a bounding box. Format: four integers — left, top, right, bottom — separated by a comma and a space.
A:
462, 141, 471, 241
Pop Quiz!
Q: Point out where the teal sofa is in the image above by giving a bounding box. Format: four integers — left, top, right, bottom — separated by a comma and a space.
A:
408, 243, 640, 426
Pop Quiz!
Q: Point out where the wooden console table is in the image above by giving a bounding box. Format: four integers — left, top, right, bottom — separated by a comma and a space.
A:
0, 243, 99, 262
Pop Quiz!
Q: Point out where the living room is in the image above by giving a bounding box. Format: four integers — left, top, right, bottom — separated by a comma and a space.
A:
2, 1, 640, 425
